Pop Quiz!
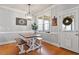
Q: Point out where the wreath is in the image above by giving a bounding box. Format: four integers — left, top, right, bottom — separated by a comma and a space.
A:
63, 16, 73, 25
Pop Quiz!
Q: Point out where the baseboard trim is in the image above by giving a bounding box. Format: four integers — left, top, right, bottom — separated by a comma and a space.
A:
0, 40, 16, 45
42, 40, 60, 47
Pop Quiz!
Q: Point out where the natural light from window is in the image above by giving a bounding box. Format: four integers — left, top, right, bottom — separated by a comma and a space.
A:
37, 19, 50, 32
62, 18, 74, 31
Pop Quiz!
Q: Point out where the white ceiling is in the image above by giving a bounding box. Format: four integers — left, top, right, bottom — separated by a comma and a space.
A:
0, 4, 52, 14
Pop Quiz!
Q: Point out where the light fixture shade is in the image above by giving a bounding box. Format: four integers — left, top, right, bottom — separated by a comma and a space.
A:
26, 14, 32, 20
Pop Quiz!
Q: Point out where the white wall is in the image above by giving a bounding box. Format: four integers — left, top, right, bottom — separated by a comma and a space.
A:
0, 7, 34, 32
36, 5, 79, 51
0, 6, 35, 44
0, 4, 78, 32
36, 4, 79, 32
0, 4, 79, 45
51, 4, 79, 32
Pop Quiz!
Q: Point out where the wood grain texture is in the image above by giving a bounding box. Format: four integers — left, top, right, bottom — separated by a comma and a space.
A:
0, 41, 78, 55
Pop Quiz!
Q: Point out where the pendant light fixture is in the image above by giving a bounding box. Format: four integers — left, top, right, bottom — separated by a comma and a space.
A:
25, 4, 32, 20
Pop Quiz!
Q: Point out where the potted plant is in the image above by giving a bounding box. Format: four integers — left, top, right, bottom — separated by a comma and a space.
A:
31, 22, 38, 34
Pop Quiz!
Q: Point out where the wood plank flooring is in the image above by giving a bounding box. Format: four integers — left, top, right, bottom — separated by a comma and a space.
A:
0, 41, 78, 55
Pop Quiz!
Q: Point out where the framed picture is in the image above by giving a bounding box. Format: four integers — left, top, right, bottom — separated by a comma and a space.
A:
16, 17, 27, 25
52, 16, 57, 26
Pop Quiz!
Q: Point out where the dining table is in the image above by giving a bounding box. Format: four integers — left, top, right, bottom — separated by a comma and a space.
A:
18, 33, 42, 53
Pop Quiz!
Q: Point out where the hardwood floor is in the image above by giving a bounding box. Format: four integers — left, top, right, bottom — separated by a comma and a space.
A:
0, 41, 78, 55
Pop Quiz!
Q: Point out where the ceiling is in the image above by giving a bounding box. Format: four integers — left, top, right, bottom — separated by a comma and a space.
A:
0, 4, 52, 14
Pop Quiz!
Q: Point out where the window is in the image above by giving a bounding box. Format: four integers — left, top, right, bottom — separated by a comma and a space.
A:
37, 19, 50, 32
62, 18, 74, 31
38, 19, 43, 31
44, 20, 50, 31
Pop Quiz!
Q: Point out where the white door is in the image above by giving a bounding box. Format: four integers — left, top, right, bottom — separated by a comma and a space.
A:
71, 32, 79, 52
60, 32, 72, 50
59, 8, 79, 53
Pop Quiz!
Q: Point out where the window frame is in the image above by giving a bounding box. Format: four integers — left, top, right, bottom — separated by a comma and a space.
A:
37, 19, 50, 32
62, 18, 74, 32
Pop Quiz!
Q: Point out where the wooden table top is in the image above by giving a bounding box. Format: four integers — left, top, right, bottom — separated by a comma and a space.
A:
19, 34, 41, 38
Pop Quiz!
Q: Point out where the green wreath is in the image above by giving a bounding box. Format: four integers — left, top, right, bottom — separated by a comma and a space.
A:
63, 17, 73, 25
